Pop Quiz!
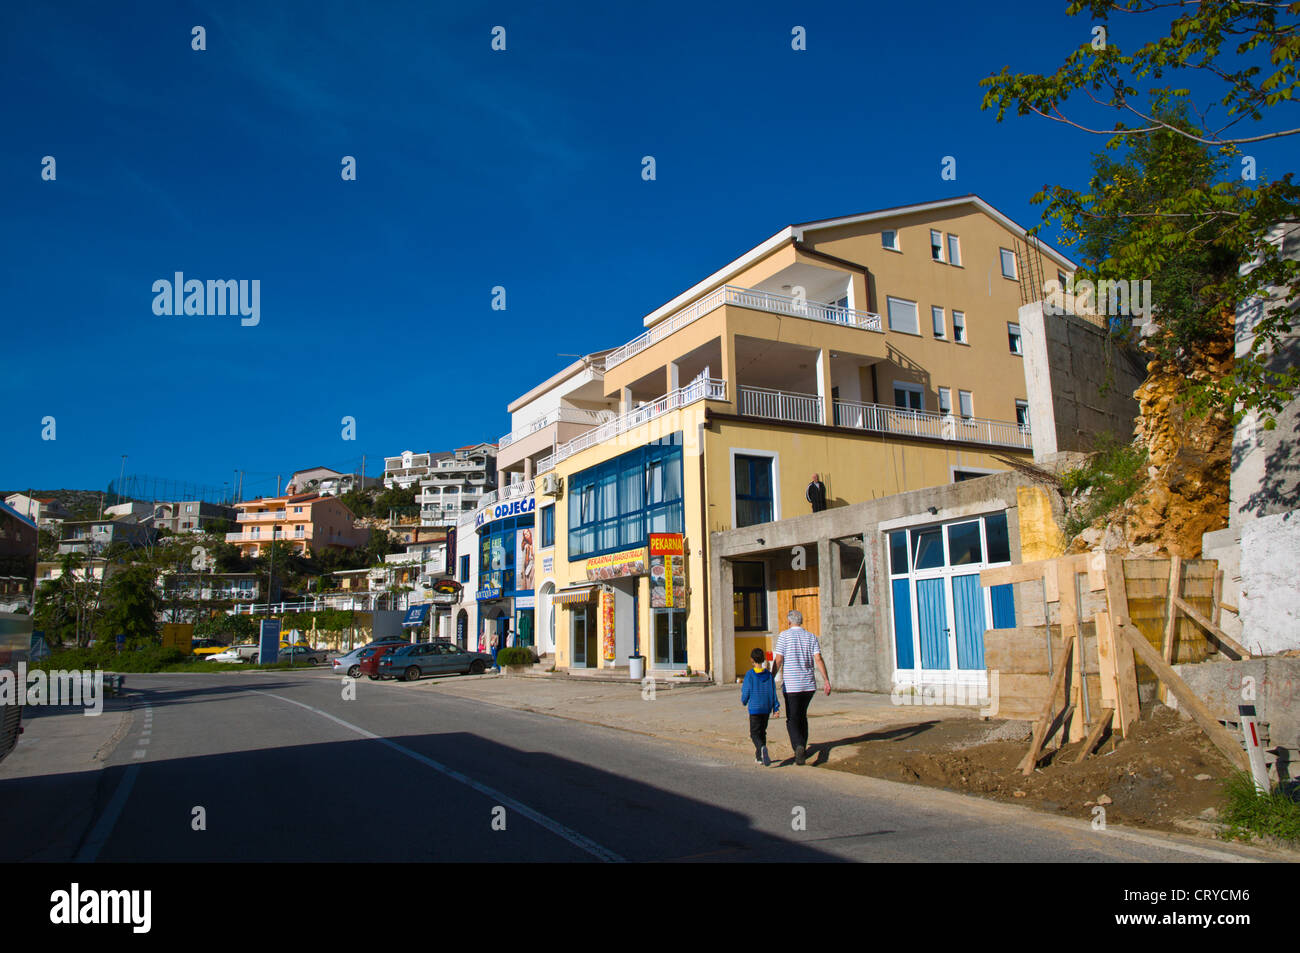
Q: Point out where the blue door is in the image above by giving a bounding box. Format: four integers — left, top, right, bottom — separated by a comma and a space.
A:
951, 573, 986, 670
916, 578, 949, 670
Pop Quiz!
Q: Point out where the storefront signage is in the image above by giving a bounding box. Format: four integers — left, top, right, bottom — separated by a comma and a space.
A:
476, 586, 503, 602
585, 546, 647, 582
446, 526, 457, 570
475, 496, 535, 527
516, 595, 535, 610
542, 555, 553, 574
601, 588, 616, 662
430, 578, 463, 595
649, 533, 686, 609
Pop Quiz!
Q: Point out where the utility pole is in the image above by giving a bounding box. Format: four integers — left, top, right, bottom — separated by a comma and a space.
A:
117, 455, 127, 508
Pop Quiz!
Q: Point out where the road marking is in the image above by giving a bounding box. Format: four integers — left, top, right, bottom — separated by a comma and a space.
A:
251, 689, 624, 863
131, 749, 146, 759
76, 764, 141, 863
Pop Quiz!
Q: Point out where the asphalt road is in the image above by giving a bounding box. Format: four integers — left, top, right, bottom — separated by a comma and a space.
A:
10, 670, 1274, 863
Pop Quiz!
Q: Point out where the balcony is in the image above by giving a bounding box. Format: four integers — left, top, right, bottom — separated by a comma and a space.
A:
538, 377, 726, 473
237, 510, 286, 522
832, 399, 1033, 450
499, 406, 610, 448
603, 285, 882, 371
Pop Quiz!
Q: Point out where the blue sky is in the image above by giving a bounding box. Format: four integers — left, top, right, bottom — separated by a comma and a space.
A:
1, 1, 1292, 499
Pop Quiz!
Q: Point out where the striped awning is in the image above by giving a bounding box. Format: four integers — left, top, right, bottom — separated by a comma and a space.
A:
552, 586, 596, 606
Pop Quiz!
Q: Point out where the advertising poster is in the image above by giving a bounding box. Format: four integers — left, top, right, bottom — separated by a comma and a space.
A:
160, 622, 194, 654
585, 546, 646, 582
601, 588, 616, 661
649, 534, 686, 609
517, 527, 535, 590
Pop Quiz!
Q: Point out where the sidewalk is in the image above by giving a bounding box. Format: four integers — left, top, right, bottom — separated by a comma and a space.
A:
0, 695, 135, 861
419, 674, 982, 764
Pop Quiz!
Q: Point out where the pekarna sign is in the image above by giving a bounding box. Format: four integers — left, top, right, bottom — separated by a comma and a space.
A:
475, 497, 535, 527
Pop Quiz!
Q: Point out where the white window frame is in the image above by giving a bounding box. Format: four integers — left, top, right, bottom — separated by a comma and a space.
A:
1015, 399, 1031, 432
1008, 322, 1022, 355
893, 381, 924, 412
931, 306, 946, 339
887, 296, 920, 335
930, 230, 944, 262
1000, 248, 1018, 280
952, 310, 967, 344
728, 447, 781, 530
937, 387, 952, 415
946, 234, 961, 266
881, 229, 900, 251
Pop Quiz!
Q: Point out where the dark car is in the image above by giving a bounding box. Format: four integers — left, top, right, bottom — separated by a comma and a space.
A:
377, 641, 493, 682
359, 643, 407, 680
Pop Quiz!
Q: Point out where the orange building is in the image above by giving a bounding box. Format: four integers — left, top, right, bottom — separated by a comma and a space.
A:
226, 493, 369, 557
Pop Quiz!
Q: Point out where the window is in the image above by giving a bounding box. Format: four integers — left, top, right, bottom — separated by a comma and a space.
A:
958, 390, 973, 419
887, 296, 920, 335
893, 382, 923, 411
185, 504, 193, 513
931, 306, 946, 338
569, 434, 683, 559
953, 310, 967, 344
946, 233, 961, 266
1008, 322, 1022, 354
540, 505, 555, 548
734, 455, 774, 528
459, 554, 470, 582
930, 230, 944, 261
733, 561, 767, 631
1000, 248, 1018, 279
1015, 400, 1030, 430
881, 229, 899, 251
938, 387, 952, 415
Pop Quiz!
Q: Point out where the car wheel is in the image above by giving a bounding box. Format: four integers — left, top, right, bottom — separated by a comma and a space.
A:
250, 655, 258, 665
469, 660, 485, 675
368, 675, 379, 681
404, 666, 420, 682
347, 665, 360, 678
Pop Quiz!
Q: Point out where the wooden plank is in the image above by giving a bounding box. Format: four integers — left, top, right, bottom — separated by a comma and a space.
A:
1075, 708, 1114, 763
1094, 610, 1119, 712
1059, 559, 1086, 742
1020, 634, 1075, 775
1104, 555, 1141, 737
979, 554, 1088, 589
1159, 555, 1183, 705
1087, 550, 1107, 591
1173, 595, 1251, 660
984, 626, 1097, 674
1115, 621, 1249, 772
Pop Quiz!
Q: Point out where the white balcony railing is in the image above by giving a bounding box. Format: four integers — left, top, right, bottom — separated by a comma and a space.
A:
237, 510, 287, 522
602, 285, 882, 371
832, 399, 1033, 450
738, 386, 824, 425
537, 378, 726, 474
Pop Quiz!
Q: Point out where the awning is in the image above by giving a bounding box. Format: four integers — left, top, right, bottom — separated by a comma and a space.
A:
552, 586, 597, 606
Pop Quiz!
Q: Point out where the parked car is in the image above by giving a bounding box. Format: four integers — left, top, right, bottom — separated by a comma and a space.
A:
331, 645, 371, 678
207, 647, 246, 664
190, 639, 228, 658
377, 641, 493, 682
358, 643, 407, 680
277, 645, 328, 665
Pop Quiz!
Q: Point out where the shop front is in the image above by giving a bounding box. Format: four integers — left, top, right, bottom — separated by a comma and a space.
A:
474, 500, 536, 652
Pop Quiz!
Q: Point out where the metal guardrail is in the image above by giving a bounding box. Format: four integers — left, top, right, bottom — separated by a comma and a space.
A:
832, 399, 1033, 449
739, 386, 824, 424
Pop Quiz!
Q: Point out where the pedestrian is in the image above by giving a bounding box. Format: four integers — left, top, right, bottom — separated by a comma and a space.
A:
490, 630, 501, 670
741, 647, 780, 766
772, 609, 831, 765
806, 473, 827, 512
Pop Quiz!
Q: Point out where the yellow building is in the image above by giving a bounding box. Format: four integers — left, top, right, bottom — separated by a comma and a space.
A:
226, 493, 369, 558
507, 195, 1076, 677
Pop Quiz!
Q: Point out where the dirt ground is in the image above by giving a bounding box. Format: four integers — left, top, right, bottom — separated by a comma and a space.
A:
821, 704, 1236, 837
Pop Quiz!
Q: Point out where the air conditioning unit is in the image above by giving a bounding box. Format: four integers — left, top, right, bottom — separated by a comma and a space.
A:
542, 473, 564, 498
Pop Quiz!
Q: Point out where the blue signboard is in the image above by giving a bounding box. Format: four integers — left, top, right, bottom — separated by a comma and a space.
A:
475, 496, 535, 528
402, 604, 430, 627
258, 619, 282, 665
476, 587, 503, 602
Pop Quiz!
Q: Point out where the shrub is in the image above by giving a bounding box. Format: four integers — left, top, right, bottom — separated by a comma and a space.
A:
1219, 771, 1300, 845
495, 647, 536, 666
1060, 434, 1149, 539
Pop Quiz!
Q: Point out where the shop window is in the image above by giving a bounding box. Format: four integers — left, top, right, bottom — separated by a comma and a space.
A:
734, 455, 774, 528
733, 561, 767, 631
569, 434, 683, 560
459, 554, 470, 583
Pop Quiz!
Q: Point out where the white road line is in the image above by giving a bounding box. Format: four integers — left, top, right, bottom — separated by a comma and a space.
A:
77, 763, 141, 863
131, 749, 146, 759
251, 689, 624, 863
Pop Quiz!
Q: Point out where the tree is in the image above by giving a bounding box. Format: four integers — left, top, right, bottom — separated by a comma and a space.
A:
32, 552, 106, 647
97, 564, 160, 646
981, 0, 1300, 422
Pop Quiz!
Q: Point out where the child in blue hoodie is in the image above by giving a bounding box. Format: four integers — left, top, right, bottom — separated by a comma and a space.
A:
741, 647, 780, 766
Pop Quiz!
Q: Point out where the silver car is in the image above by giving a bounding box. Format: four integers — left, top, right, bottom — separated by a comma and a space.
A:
331, 645, 372, 678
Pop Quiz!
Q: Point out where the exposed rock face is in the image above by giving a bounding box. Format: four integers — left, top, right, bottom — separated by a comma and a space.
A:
1067, 310, 1233, 558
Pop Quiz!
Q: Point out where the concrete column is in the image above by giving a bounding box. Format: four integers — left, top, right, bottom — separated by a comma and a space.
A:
720, 333, 738, 412
619, 386, 632, 414
523, 458, 534, 480
711, 552, 735, 684
816, 348, 833, 426
667, 360, 680, 395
